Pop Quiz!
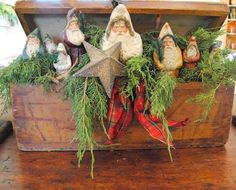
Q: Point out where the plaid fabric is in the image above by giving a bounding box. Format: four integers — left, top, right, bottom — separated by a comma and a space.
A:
134, 81, 188, 145
107, 78, 133, 143
107, 80, 188, 145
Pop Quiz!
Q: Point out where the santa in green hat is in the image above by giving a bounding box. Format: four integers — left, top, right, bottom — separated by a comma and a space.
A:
44, 34, 57, 54
21, 28, 45, 60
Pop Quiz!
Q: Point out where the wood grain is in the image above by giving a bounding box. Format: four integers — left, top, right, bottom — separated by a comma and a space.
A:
0, 126, 236, 189
10, 82, 234, 151
15, 0, 228, 16
15, 0, 228, 35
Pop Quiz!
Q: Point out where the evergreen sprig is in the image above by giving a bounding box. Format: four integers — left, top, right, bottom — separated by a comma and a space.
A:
0, 54, 56, 114
190, 49, 236, 120
121, 54, 176, 160
64, 53, 108, 178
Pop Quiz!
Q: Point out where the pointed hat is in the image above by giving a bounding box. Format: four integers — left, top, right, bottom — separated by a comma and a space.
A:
158, 22, 174, 40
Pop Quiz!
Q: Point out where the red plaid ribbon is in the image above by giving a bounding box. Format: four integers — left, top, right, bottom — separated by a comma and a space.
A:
134, 81, 188, 145
107, 80, 188, 145
107, 78, 133, 143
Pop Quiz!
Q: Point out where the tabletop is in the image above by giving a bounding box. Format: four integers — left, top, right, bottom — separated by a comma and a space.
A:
0, 126, 236, 190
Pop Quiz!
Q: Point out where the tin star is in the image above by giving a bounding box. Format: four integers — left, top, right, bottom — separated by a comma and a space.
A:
73, 41, 126, 98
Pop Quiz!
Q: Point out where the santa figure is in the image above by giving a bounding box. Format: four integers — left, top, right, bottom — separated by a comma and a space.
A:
101, 4, 143, 62
183, 36, 200, 69
21, 28, 45, 60
44, 34, 57, 54
64, 8, 86, 64
153, 23, 183, 77
53, 43, 72, 74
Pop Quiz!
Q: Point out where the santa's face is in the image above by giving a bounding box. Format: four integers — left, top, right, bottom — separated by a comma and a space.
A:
187, 46, 197, 58
66, 21, 85, 46
109, 21, 130, 44
68, 21, 80, 31
111, 20, 128, 36
163, 36, 175, 48
162, 41, 179, 71
26, 36, 40, 57
45, 40, 56, 54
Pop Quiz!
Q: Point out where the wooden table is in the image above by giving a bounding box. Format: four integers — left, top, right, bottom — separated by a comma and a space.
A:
1, 126, 236, 190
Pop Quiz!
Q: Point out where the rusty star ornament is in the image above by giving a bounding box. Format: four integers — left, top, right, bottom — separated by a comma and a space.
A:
73, 41, 126, 98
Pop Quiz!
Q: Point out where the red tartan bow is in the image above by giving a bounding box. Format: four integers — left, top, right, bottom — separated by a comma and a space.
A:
107, 79, 188, 145
107, 78, 133, 142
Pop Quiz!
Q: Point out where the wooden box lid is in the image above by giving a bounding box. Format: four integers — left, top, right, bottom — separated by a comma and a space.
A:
15, 0, 229, 35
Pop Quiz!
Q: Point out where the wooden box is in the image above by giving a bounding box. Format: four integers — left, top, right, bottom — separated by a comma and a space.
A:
12, 0, 232, 151
10, 82, 234, 151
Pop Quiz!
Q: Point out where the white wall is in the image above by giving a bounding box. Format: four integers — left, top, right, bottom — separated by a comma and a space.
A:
0, 1, 26, 67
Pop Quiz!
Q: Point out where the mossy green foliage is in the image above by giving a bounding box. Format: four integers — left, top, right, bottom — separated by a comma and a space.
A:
0, 54, 57, 114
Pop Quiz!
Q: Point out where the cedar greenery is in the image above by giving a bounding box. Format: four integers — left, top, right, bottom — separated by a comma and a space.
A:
189, 49, 236, 120
122, 57, 176, 160
63, 25, 108, 178
0, 54, 57, 115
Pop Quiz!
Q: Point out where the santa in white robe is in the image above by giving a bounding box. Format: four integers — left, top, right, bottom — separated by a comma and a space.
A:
101, 4, 143, 62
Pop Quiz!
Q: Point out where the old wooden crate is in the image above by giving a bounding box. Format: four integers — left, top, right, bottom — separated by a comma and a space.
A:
10, 82, 234, 151
12, 0, 231, 151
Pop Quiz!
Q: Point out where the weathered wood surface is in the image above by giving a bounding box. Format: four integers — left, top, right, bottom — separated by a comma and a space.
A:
15, 0, 228, 35
15, 0, 228, 16
0, 127, 236, 190
10, 82, 234, 151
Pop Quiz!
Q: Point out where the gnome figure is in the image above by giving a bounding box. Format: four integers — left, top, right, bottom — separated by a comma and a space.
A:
64, 8, 86, 64
21, 28, 45, 60
153, 23, 183, 77
101, 4, 143, 62
183, 36, 200, 69
53, 43, 72, 74
44, 34, 57, 54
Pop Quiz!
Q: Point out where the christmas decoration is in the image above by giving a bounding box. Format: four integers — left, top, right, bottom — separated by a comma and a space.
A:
0, 5, 235, 178
101, 4, 143, 62
153, 22, 183, 77
64, 8, 86, 64
183, 36, 200, 69
74, 41, 126, 98
53, 43, 72, 74
44, 34, 57, 54
21, 28, 46, 60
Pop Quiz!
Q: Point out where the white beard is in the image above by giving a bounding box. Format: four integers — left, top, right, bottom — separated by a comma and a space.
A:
54, 53, 72, 74
187, 45, 197, 58
46, 42, 57, 54
162, 47, 179, 71
26, 43, 40, 58
102, 31, 143, 62
66, 29, 85, 46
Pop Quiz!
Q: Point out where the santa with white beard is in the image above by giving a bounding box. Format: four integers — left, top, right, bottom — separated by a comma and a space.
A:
21, 28, 45, 60
153, 22, 183, 77
101, 4, 143, 62
53, 43, 72, 74
44, 34, 57, 54
64, 8, 86, 64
